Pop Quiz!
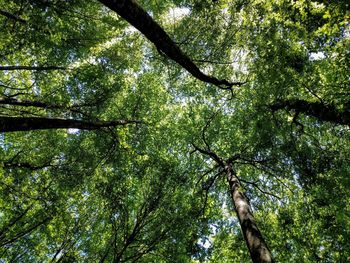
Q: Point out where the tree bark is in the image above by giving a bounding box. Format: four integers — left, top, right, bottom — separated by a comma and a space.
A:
225, 163, 274, 263
98, 0, 243, 89
0, 116, 140, 132
271, 99, 350, 126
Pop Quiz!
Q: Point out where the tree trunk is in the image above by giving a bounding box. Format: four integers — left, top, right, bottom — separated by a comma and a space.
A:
98, 0, 243, 89
0, 116, 140, 132
271, 99, 350, 126
225, 163, 274, 263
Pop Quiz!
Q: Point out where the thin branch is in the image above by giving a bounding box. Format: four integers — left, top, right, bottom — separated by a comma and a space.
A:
0, 9, 26, 24
201, 111, 219, 152
0, 206, 32, 239
200, 169, 224, 216
195, 165, 219, 187
239, 178, 281, 200
191, 143, 224, 166
0, 217, 52, 247
3, 161, 55, 171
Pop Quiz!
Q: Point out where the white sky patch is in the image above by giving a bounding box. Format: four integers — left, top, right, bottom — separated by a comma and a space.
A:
309, 51, 326, 61
343, 23, 350, 38
231, 48, 249, 73
67, 128, 80, 134
171, 7, 190, 19
163, 7, 190, 24
198, 237, 212, 249
125, 25, 138, 34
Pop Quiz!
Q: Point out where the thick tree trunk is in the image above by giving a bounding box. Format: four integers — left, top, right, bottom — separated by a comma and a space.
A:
271, 99, 350, 126
0, 116, 139, 132
98, 0, 243, 89
225, 163, 274, 263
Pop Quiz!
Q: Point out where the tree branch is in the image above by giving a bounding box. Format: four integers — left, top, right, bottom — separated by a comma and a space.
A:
239, 178, 281, 200
270, 99, 350, 126
0, 9, 26, 24
98, 0, 244, 90
191, 143, 224, 166
0, 116, 141, 132
0, 217, 51, 247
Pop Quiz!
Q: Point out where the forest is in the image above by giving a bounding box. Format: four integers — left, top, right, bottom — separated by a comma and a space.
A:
0, 0, 349, 262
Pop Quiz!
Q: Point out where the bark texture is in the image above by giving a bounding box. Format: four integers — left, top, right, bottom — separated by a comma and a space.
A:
225, 163, 274, 263
0, 116, 140, 132
98, 0, 243, 89
271, 99, 350, 126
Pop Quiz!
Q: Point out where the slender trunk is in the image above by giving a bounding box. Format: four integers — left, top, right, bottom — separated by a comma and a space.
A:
225, 163, 274, 263
271, 99, 350, 126
97, 0, 243, 89
0, 116, 140, 132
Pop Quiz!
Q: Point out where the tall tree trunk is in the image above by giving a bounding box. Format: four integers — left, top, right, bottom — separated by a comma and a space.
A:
0, 116, 140, 132
98, 0, 243, 89
225, 162, 274, 263
271, 99, 350, 126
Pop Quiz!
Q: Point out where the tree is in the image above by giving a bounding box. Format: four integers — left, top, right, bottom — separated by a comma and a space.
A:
192, 143, 274, 262
1, 0, 349, 262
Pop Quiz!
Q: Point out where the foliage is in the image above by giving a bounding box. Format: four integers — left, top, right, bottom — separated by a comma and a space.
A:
0, 0, 349, 262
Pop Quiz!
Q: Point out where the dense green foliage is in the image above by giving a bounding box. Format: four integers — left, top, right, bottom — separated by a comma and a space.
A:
0, 0, 349, 262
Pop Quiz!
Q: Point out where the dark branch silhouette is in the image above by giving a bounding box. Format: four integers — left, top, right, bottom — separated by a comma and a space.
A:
98, 0, 244, 90
0, 116, 141, 132
271, 99, 350, 126
0, 217, 51, 247
0, 9, 26, 24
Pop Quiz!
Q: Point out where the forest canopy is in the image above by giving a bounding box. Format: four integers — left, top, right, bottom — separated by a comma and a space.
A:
0, 0, 349, 262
